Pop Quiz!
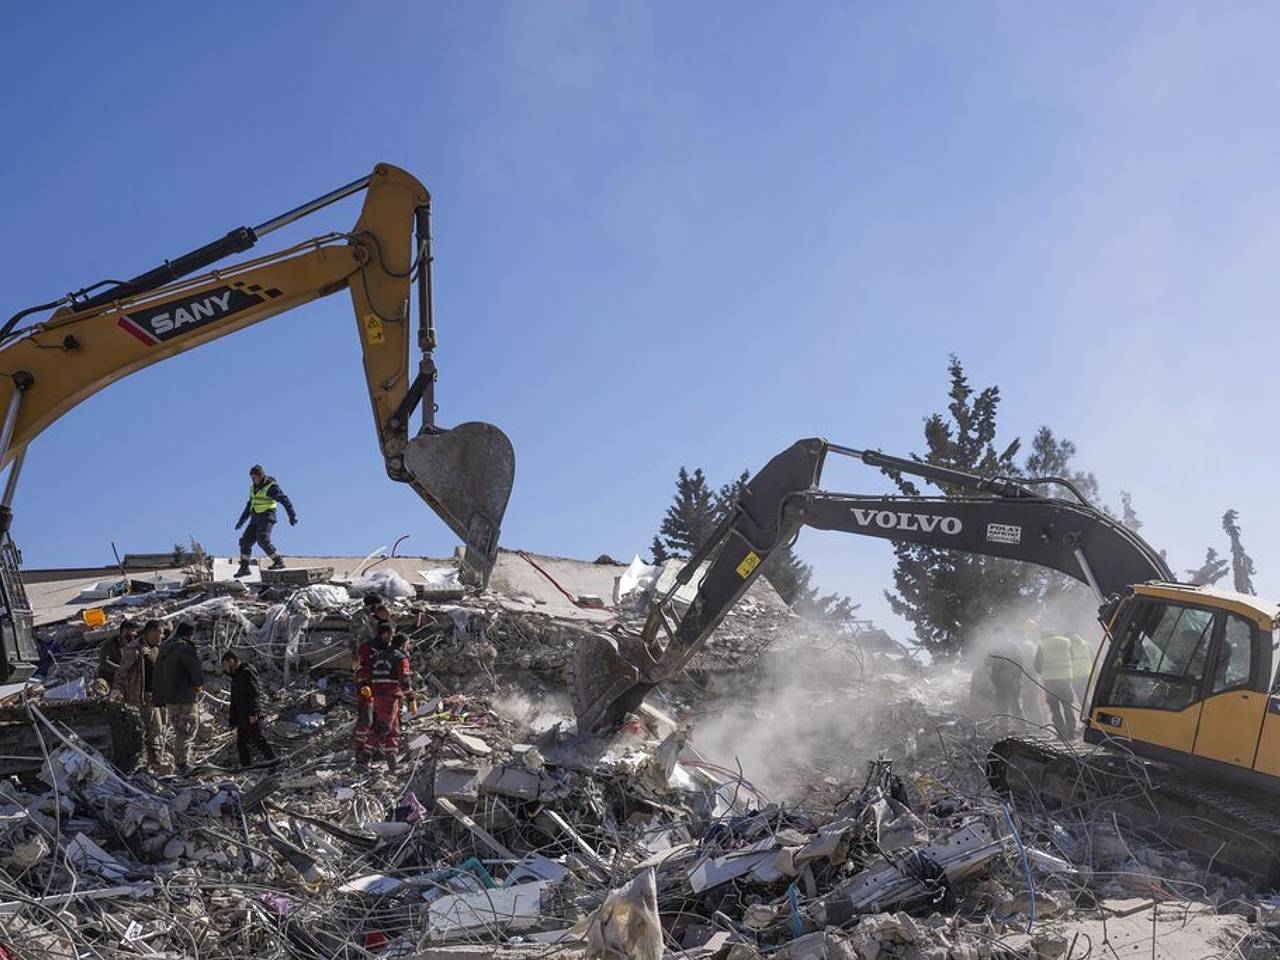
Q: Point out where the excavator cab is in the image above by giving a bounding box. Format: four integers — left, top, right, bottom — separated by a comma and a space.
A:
1086, 584, 1280, 788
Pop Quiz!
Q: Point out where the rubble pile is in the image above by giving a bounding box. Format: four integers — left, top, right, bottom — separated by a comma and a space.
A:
2, 557, 1279, 959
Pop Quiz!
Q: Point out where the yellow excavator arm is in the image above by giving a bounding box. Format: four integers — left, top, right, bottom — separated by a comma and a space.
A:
0, 162, 514, 584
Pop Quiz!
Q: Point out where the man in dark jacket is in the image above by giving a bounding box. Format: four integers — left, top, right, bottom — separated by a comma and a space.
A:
153, 621, 205, 774
97, 619, 137, 686
222, 652, 277, 769
234, 464, 297, 577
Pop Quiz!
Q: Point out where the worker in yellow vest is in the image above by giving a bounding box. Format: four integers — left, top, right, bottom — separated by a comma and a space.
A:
234, 464, 298, 577
1070, 633, 1094, 709
1034, 632, 1076, 740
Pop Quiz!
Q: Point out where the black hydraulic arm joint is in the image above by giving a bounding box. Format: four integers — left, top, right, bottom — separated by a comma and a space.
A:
859, 449, 1038, 500
72, 226, 259, 313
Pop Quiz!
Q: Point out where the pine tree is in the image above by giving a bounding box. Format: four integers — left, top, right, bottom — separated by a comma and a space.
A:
1119, 491, 1142, 532
1024, 427, 1099, 503
649, 467, 717, 559
649, 536, 670, 565
883, 357, 1026, 659
1186, 548, 1228, 587
714, 470, 751, 524
649, 465, 855, 620
1222, 509, 1256, 595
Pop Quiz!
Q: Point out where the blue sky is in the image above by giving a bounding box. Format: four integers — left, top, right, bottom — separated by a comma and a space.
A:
3, 4, 1278, 639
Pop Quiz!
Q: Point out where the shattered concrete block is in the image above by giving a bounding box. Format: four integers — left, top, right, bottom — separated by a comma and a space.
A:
687, 840, 777, 893
428, 880, 551, 941
1030, 933, 1069, 959
482, 765, 557, 800
434, 762, 490, 800
66, 833, 129, 881
449, 729, 493, 757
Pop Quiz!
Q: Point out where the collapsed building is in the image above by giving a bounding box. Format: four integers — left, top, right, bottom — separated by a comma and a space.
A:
0, 549, 1277, 959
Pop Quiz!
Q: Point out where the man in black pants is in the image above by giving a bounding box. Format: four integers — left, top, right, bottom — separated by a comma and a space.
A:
234, 464, 298, 577
222, 652, 277, 769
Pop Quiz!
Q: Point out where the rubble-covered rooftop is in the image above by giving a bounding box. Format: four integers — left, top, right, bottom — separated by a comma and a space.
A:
1, 548, 1277, 959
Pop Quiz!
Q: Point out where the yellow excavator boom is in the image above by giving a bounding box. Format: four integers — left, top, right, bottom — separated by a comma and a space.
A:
0, 162, 513, 586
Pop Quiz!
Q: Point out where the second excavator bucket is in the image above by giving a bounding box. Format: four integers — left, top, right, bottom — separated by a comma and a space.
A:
402, 421, 515, 588
569, 631, 657, 733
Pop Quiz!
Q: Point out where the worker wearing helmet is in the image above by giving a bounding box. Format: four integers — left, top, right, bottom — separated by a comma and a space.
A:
355, 621, 415, 769
1034, 630, 1077, 741
1070, 633, 1094, 708
234, 464, 297, 577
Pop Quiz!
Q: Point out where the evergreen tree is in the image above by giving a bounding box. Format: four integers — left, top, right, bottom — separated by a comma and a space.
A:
1186, 548, 1228, 587
1024, 427, 1099, 503
650, 467, 717, 560
1119, 491, 1142, 532
649, 536, 670, 565
649, 464, 855, 621
1222, 509, 1256, 595
883, 357, 1027, 659
714, 470, 751, 524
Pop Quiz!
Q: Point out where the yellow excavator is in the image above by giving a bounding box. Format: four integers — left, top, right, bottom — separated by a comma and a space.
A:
571, 439, 1280, 882
0, 163, 514, 770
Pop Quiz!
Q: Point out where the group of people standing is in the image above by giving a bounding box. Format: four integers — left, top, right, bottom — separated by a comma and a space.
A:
97, 618, 208, 774
93, 590, 415, 776
985, 619, 1094, 741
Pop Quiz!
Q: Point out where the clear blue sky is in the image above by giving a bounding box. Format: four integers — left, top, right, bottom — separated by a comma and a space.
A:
3, 4, 1278, 639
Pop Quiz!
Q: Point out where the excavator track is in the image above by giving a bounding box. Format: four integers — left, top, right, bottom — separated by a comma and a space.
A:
0, 701, 145, 778
988, 735, 1280, 886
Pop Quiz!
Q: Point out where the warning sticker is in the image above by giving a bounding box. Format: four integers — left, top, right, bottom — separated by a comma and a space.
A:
364, 314, 385, 345
736, 551, 761, 579
986, 523, 1022, 545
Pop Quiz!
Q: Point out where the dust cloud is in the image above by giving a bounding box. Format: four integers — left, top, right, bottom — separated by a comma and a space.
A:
688, 587, 1107, 802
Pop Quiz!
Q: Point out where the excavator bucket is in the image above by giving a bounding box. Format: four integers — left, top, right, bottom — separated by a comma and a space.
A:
569, 632, 655, 733
402, 421, 515, 587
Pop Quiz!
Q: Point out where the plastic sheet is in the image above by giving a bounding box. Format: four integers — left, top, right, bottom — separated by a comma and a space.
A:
346, 569, 415, 599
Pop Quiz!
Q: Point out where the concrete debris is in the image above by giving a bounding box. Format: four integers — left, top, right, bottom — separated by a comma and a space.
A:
3, 549, 1278, 959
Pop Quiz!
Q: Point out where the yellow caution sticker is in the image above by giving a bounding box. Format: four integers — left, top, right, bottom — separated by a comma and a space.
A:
736, 550, 761, 579
363, 314, 385, 345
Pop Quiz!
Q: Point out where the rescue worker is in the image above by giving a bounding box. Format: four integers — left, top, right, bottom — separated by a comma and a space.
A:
1070, 633, 1094, 708
355, 621, 415, 769
1034, 630, 1077, 741
113, 619, 168, 772
153, 621, 205, 775
234, 464, 297, 577
986, 632, 1024, 722
1019, 619, 1048, 724
350, 594, 387, 668
222, 652, 277, 769
97, 619, 137, 686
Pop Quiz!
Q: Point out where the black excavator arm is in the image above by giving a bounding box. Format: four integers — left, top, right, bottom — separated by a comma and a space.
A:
571, 438, 1171, 731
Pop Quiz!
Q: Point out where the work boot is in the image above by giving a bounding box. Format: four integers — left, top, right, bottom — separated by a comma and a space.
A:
268, 556, 286, 570
386, 754, 398, 772
233, 561, 251, 578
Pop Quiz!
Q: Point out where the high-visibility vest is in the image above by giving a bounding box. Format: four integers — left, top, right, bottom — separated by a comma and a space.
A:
1038, 635, 1074, 681
249, 478, 278, 514
1070, 635, 1093, 680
